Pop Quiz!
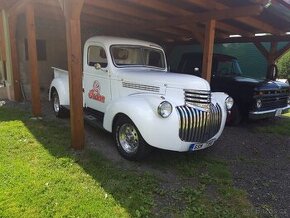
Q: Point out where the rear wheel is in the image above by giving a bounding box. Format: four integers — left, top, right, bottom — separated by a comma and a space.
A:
51, 90, 68, 118
114, 116, 151, 161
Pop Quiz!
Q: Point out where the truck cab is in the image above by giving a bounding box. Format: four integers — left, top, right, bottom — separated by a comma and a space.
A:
49, 37, 233, 160
176, 53, 290, 125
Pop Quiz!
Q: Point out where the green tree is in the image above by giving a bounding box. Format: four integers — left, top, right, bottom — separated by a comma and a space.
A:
277, 50, 290, 79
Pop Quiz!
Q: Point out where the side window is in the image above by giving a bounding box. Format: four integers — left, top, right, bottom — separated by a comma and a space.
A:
87, 46, 108, 68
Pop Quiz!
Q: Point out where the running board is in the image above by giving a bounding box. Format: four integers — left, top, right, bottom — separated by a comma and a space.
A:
84, 110, 104, 130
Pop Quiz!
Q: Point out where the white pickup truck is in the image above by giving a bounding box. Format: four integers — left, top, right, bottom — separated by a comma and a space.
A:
49, 36, 233, 160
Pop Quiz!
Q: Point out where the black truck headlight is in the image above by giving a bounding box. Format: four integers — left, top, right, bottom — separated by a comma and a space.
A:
158, 101, 172, 118
256, 99, 262, 109
225, 97, 234, 110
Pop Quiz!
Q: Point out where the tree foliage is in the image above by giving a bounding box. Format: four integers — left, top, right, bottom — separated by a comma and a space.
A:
277, 50, 290, 79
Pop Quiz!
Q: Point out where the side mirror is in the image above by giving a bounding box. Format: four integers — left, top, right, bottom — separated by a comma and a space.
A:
266, 64, 278, 80
94, 63, 102, 70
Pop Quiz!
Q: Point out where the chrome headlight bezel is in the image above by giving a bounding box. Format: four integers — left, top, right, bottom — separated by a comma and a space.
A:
256, 99, 262, 109
158, 101, 173, 118
225, 97, 234, 110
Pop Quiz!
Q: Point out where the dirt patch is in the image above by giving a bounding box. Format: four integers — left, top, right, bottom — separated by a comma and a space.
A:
2, 100, 289, 217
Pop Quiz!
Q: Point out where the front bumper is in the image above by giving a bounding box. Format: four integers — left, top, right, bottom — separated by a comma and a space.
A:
249, 105, 290, 119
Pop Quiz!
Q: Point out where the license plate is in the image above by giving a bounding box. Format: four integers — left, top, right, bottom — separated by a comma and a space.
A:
275, 109, 282, 117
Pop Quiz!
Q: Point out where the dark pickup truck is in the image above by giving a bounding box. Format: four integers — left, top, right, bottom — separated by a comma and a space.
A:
176, 53, 290, 125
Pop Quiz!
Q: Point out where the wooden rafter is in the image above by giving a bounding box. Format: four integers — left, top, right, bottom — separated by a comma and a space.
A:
183, 0, 281, 34
254, 41, 290, 64
254, 42, 269, 58
147, 5, 264, 30
275, 42, 290, 60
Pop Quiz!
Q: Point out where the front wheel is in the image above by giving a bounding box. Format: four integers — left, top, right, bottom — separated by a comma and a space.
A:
227, 103, 242, 126
114, 116, 151, 161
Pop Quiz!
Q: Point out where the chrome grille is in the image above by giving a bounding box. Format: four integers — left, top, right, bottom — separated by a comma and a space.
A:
122, 82, 160, 93
176, 104, 222, 143
184, 89, 211, 109
255, 89, 289, 110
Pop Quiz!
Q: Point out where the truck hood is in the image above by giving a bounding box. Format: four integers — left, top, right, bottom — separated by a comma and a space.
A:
115, 68, 210, 91
223, 76, 289, 91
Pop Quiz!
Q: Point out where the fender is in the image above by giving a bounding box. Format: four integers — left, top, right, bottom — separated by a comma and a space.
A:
103, 94, 181, 148
49, 78, 70, 106
211, 92, 229, 137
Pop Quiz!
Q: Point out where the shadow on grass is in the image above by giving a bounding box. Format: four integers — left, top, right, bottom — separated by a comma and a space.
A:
0, 106, 160, 216
0, 105, 256, 217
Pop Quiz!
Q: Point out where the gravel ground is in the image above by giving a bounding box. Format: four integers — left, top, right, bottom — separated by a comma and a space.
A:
1, 99, 289, 217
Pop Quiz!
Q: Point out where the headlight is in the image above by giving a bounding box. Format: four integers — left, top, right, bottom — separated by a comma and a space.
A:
225, 97, 234, 110
158, 101, 173, 118
256, 99, 262, 109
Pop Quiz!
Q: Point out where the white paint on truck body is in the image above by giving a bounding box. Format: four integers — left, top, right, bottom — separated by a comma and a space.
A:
49, 36, 230, 152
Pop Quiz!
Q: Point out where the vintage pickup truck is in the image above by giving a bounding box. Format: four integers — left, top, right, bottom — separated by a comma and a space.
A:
176, 53, 290, 125
49, 36, 233, 160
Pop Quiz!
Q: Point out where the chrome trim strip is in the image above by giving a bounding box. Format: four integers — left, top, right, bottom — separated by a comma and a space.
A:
250, 105, 290, 115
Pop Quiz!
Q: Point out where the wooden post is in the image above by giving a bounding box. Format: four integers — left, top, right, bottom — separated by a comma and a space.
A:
61, 0, 85, 150
0, 14, 7, 80
26, 3, 41, 117
202, 19, 216, 82
8, 15, 21, 101
268, 42, 277, 65
0, 16, 4, 56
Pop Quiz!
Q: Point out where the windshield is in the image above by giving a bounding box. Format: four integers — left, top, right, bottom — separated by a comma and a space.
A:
216, 59, 242, 76
110, 45, 166, 69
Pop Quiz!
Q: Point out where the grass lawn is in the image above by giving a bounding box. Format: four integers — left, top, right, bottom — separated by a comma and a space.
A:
256, 112, 290, 136
0, 106, 256, 217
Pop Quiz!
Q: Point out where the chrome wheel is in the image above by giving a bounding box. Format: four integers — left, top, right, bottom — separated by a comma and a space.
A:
118, 123, 139, 154
53, 94, 60, 113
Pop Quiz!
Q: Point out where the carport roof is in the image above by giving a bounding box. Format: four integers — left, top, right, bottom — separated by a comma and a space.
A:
1, 0, 290, 44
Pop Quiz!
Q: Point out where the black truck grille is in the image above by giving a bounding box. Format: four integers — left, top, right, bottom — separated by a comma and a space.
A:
257, 89, 289, 110
176, 104, 222, 143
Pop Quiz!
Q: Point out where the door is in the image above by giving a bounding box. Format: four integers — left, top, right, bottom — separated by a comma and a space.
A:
83, 45, 111, 113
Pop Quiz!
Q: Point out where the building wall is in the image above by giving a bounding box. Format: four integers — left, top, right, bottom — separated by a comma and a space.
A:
14, 15, 105, 101
16, 15, 67, 100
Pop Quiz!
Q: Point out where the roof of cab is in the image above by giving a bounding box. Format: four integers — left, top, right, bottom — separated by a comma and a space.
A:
86, 36, 163, 49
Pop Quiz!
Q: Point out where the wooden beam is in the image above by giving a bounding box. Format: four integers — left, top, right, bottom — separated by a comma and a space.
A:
0, 13, 7, 80
254, 42, 269, 58
190, 23, 204, 46
0, 14, 6, 61
8, 15, 21, 101
60, 0, 85, 150
202, 20, 216, 82
274, 42, 290, 60
145, 5, 264, 30
26, 3, 41, 117
126, 0, 252, 36
184, 0, 281, 34
268, 41, 278, 64
216, 35, 290, 43
216, 22, 253, 37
